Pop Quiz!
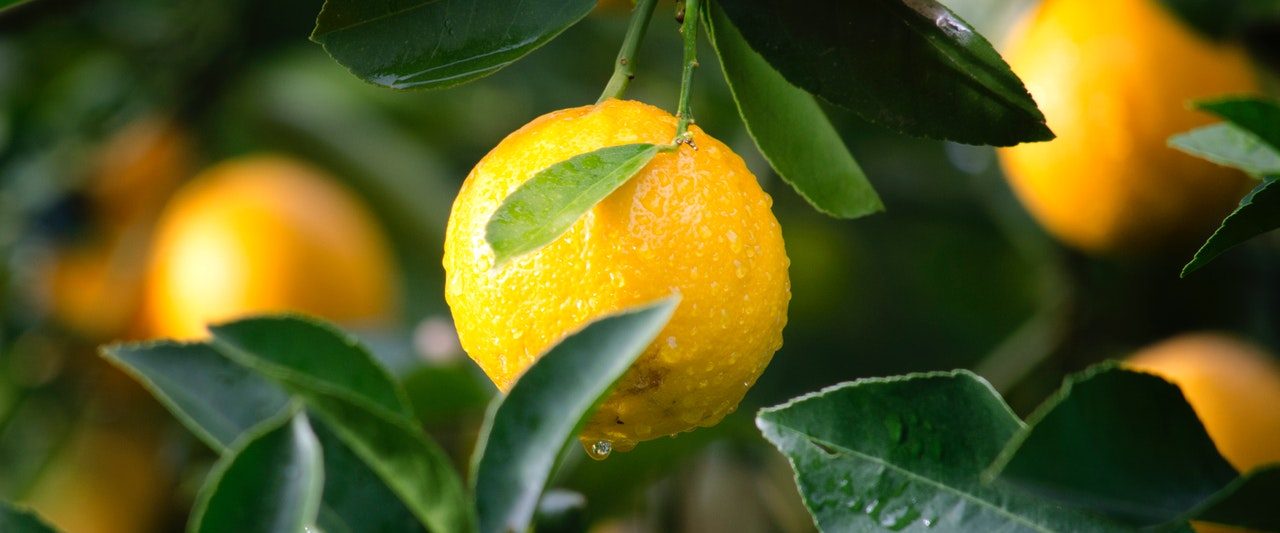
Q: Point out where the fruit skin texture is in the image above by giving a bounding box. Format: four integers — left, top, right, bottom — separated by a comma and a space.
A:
1127, 333, 1280, 472
997, 0, 1258, 254
143, 156, 398, 339
444, 99, 790, 451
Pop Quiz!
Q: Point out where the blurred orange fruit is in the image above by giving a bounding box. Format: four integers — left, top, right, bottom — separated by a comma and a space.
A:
1127, 333, 1280, 471
444, 99, 790, 453
45, 117, 192, 339
997, 0, 1258, 254
142, 156, 399, 339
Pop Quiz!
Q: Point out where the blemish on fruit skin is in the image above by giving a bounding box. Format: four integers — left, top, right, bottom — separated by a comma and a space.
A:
444, 99, 790, 450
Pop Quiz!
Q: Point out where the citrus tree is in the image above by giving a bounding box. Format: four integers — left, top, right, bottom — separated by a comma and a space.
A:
1, 0, 1279, 532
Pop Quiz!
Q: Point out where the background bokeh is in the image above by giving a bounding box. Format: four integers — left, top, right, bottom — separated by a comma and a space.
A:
0, 0, 1277, 532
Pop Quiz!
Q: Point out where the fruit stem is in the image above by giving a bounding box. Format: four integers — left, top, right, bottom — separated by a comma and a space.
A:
598, 0, 660, 104
673, 0, 701, 146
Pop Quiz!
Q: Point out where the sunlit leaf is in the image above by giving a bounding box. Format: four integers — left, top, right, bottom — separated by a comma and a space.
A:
485, 143, 660, 265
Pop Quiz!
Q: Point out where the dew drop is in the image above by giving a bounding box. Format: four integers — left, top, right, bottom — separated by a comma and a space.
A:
585, 440, 612, 460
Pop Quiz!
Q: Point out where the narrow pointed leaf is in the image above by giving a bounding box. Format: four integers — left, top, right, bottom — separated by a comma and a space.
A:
209, 317, 475, 533
0, 502, 59, 533
311, 0, 595, 90
485, 143, 660, 264
704, 3, 882, 219
101, 342, 290, 452
987, 365, 1240, 527
1170, 123, 1280, 176
209, 315, 414, 420
473, 297, 679, 533
1182, 177, 1280, 276
190, 411, 324, 533
716, 0, 1051, 146
759, 371, 1129, 532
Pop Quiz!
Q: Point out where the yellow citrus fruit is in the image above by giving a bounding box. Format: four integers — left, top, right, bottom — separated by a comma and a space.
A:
143, 156, 399, 339
997, 0, 1258, 254
1127, 333, 1280, 471
444, 99, 790, 452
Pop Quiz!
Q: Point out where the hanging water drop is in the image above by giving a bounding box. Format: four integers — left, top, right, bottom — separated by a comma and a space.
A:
585, 440, 613, 460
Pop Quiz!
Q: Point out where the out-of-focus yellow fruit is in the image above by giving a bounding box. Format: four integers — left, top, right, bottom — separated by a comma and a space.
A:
997, 0, 1258, 254
143, 156, 399, 339
1127, 333, 1280, 471
45, 117, 192, 339
20, 424, 171, 533
444, 99, 790, 453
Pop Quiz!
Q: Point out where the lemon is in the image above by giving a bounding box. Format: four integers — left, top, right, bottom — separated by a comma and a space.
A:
444, 99, 790, 452
143, 156, 399, 339
1127, 333, 1280, 472
997, 0, 1258, 254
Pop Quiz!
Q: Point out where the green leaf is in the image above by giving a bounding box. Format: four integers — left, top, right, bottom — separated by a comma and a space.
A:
0, 502, 59, 533
485, 143, 660, 264
715, 0, 1052, 146
986, 365, 1241, 527
190, 410, 325, 533
704, 2, 883, 219
209, 317, 475, 533
1158, 0, 1280, 41
1191, 465, 1280, 531
758, 371, 1129, 532
1182, 177, 1280, 276
1197, 97, 1280, 150
209, 315, 414, 420
312, 422, 426, 533
311, 0, 595, 90
473, 297, 679, 533
100, 342, 290, 452
1169, 123, 1280, 176
101, 340, 422, 533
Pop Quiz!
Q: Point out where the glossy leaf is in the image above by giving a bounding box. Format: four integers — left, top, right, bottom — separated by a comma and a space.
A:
986, 365, 1241, 527
704, 3, 882, 219
208, 318, 475, 533
311, 0, 595, 90
1169, 123, 1280, 176
101, 342, 289, 452
0, 502, 59, 533
190, 411, 324, 533
1192, 465, 1280, 531
716, 0, 1051, 146
209, 315, 414, 420
473, 297, 679, 533
1182, 178, 1280, 276
758, 371, 1129, 532
485, 143, 660, 265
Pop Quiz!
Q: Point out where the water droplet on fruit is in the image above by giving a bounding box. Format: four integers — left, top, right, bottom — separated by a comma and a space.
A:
585, 440, 612, 460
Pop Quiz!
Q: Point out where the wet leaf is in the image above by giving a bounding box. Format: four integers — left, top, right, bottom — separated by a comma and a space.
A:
190, 410, 324, 533
704, 2, 882, 219
987, 365, 1273, 530
473, 297, 678, 533
312, 0, 595, 90
485, 143, 660, 265
759, 371, 1130, 532
716, 0, 1051, 146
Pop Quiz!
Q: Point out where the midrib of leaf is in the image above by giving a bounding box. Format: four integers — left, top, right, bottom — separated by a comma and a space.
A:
315, 0, 445, 37
774, 424, 1056, 533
